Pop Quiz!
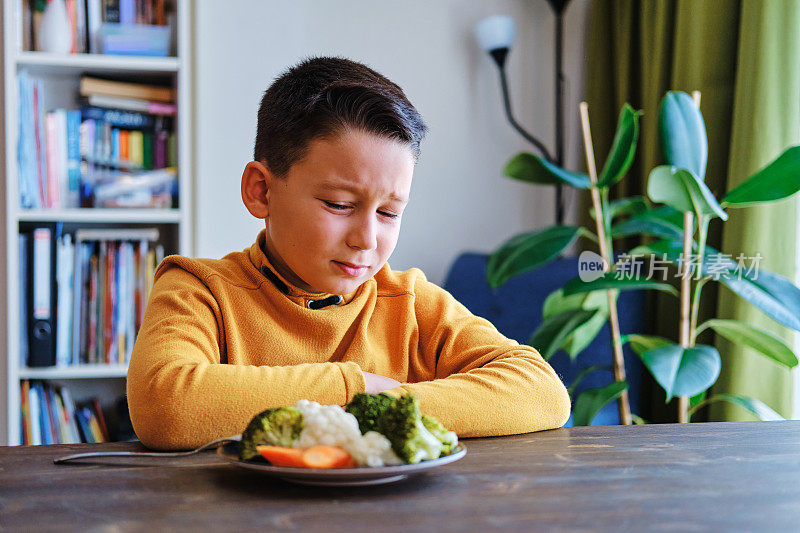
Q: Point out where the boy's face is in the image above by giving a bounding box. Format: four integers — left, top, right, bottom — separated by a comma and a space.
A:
263, 130, 415, 295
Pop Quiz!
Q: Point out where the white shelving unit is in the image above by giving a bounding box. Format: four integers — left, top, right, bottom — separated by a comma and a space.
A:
1, 0, 193, 445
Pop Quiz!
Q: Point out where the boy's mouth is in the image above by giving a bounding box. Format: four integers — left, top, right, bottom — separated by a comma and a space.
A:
333, 261, 368, 277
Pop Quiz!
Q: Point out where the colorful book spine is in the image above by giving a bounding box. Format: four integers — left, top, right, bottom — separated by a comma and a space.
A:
66, 110, 82, 208
45, 113, 59, 209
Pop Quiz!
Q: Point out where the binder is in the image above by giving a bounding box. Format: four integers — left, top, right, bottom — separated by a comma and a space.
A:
27, 226, 57, 367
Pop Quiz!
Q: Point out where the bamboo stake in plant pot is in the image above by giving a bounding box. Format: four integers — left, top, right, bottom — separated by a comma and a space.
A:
578, 102, 632, 426
677, 90, 703, 423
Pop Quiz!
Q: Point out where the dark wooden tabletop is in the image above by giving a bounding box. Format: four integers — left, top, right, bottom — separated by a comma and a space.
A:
2, 421, 799, 532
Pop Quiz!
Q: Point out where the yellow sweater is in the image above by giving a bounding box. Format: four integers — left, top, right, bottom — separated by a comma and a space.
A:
127, 230, 571, 449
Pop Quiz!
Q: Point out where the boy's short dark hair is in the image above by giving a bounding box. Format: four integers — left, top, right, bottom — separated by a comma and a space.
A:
254, 57, 427, 177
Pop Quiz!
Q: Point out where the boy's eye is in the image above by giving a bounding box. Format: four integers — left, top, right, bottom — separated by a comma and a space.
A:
378, 210, 399, 219
323, 201, 351, 210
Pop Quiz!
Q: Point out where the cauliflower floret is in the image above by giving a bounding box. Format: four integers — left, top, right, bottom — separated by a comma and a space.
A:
292, 399, 402, 467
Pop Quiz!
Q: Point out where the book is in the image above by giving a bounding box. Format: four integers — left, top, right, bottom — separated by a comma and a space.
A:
128, 130, 143, 168
66, 110, 82, 207
29, 227, 55, 367
81, 104, 163, 129
19, 234, 29, 367
79, 76, 175, 104
20, 380, 31, 445
45, 112, 59, 209
86, 0, 103, 53
59, 387, 81, 443
56, 233, 75, 367
34, 382, 53, 445
45, 386, 61, 443
87, 94, 176, 116
17, 71, 41, 208
53, 390, 71, 443
56, 110, 69, 209
28, 383, 42, 445
92, 398, 109, 441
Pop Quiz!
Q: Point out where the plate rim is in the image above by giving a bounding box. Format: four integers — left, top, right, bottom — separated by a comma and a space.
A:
217, 443, 467, 480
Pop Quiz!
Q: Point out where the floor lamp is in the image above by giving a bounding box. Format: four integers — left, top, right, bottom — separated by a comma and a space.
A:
475, 0, 572, 225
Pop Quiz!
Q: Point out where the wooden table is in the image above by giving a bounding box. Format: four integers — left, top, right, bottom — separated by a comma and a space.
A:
2, 421, 799, 532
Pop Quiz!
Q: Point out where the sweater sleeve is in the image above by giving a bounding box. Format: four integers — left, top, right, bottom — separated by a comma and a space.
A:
385, 274, 571, 437
127, 266, 365, 450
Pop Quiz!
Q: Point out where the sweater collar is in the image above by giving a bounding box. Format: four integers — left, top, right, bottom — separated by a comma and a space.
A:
248, 229, 361, 307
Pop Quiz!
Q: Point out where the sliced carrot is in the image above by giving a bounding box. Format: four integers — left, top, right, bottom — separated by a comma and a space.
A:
256, 445, 306, 467
301, 445, 356, 469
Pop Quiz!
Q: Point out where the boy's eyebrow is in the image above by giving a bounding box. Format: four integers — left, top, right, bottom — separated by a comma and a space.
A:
317, 181, 408, 203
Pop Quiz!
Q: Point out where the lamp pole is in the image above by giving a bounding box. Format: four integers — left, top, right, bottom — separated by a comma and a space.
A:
553, 1, 567, 224
477, 1, 572, 225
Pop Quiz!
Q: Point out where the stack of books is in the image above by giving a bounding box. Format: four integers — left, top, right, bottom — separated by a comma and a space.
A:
17, 72, 178, 209
20, 380, 109, 445
20, 226, 164, 369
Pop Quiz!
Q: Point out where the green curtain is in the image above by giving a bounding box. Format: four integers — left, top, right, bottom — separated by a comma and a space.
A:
710, 0, 800, 420
585, 0, 800, 420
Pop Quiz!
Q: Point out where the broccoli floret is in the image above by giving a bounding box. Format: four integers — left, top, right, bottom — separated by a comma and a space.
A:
378, 394, 442, 463
345, 393, 459, 463
238, 407, 304, 461
422, 415, 459, 456
345, 392, 398, 434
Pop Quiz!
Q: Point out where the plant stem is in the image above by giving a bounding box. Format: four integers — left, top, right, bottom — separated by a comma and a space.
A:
689, 216, 710, 341
686, 396, 717, 420
678, 211, 694, 423
689, 277, 709, 345
600, 187, 614, 259
579, 102, 631, 425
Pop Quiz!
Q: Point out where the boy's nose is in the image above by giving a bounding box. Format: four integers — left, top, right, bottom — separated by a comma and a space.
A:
346, 217, 378, 251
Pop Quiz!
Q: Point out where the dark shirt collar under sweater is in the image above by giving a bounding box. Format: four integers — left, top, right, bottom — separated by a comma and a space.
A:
247, 229, 361, 309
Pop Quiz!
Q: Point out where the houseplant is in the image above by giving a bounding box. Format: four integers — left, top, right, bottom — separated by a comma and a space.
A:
487, 91, 800, 424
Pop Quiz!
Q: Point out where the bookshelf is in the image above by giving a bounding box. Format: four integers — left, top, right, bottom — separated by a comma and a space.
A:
1, 0, 194, 445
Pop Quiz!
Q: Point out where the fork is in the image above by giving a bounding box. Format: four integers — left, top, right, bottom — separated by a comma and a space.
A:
53, 435, 241, 464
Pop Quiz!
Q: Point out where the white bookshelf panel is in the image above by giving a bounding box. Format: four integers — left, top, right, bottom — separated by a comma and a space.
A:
20, 365, 128, 379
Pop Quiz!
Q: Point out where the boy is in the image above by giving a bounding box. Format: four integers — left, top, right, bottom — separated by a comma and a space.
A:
127, 57, 570, 450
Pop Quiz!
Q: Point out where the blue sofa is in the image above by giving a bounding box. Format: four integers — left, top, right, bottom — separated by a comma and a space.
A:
442, 253, 648, 425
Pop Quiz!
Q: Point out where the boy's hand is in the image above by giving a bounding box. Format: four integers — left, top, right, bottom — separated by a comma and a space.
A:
362, 371, 401, 394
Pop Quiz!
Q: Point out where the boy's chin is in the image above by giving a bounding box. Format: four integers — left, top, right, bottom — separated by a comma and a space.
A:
324, 278, 366, 295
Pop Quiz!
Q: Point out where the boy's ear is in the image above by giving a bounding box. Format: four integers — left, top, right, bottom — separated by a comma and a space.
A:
241, 161, 272, 219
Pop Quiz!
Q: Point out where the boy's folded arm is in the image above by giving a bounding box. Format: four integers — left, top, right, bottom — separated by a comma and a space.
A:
127, 267, 365, 451
387, 277, 571, 437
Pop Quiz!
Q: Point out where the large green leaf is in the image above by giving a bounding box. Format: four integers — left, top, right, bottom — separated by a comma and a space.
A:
598, 104, 641, 187
623, 334, 672, 356
640, 343, 721, 401
719, 268, 800, 332
563, 273, 679, 297
504, 152, 592, 189
572, 381, 628, 426
702, 394, 784, 421
659, 91, 708, 179
610, 211, 683, 240
528, 308, 599, 360
486, 225, 583, 288
647, 165, 728, 220
698, 319, 798, 368
542, 289, 609, 359
722, 146, 800, 207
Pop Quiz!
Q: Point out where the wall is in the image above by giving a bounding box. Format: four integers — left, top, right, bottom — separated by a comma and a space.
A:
194, 0, 590, 285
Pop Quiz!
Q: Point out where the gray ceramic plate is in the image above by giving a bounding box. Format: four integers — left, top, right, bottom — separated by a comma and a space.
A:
217, 443, 467, 486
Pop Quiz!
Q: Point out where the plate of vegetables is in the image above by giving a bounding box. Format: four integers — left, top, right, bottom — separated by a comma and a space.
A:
218, 392, 466, 486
